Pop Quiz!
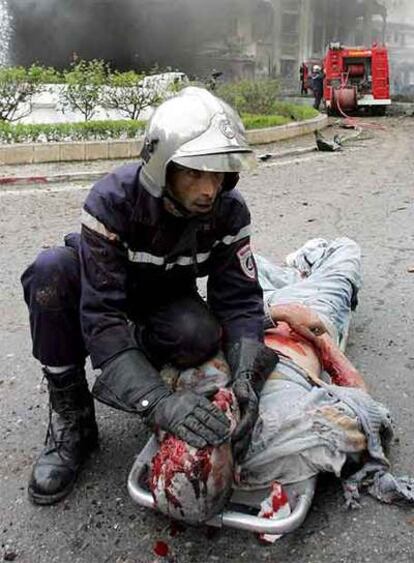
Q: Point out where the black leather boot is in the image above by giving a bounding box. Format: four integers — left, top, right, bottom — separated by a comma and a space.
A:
28, 367, 99, 505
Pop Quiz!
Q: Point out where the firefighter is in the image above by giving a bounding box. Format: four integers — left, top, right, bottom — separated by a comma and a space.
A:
208, 69, 223, 91
21, 87, 279, 505
311, 64, 324, 110
300, 62, 308, 95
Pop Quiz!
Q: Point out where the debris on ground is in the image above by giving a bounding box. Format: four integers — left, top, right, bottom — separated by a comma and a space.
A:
314, 130, 343, 152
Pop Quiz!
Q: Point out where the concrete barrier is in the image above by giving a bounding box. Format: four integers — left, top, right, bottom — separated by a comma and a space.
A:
246, 113, 327, 145
0, 114, 328, 166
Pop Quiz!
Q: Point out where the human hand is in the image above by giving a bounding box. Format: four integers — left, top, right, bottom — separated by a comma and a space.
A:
231, 378, 259, 462
270, 303, 327, 342
227, 339, 279, 462
151, 389, 231, 449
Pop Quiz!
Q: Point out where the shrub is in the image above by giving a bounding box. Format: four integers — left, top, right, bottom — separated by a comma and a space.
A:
102, 70, 162, 120
241, 113, 290, 129
0, 65, 59, 122
59, 59, 108, 121
271, 102, 318, 121
0, 119, 146, 144
216, 79, 280, 115
0, 102, 316, 144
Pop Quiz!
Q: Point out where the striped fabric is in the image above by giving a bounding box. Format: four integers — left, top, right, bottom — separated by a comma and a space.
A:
81, 209, 120, 242
127, 225, 251, 267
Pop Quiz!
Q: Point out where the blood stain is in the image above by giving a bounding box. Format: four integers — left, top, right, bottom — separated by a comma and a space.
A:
153, 540, 169, 557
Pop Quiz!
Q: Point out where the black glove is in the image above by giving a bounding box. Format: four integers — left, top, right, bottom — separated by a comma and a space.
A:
92, 349, 230, 448
146, 390, 230, 448
227, 338, 279, 461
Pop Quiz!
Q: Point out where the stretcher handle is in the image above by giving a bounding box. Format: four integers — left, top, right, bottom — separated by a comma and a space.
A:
127, 436, 315, 535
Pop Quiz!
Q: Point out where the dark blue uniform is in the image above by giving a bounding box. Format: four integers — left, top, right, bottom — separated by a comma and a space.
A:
311, 71, 324, 110
22, 162, 264, 369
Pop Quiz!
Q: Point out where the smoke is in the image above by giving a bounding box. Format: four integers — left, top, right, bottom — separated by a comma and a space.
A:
7, 0, 235, 72
5, 0, 414, 72
388, 1, 414, 24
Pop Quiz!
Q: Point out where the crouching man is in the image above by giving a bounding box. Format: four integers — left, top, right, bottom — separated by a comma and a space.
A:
21, 87, 283, 505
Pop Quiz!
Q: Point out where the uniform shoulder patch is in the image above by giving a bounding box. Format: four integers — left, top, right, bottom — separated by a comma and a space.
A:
237, 244, 257, 280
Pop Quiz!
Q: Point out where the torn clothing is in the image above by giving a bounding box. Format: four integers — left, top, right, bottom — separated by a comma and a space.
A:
238, 238, 414, 507
147, 238, 414, 523
80, 162, 264, 368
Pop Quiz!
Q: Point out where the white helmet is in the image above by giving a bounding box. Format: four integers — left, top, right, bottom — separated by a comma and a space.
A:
139, 87, 256, 197
313, 65, 321, 72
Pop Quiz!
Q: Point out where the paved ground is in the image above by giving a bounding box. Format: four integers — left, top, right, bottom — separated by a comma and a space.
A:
1, 116, 414, 563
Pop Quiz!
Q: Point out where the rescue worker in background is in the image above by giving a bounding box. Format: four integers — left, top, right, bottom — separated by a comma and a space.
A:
311, 64, 324, 110
21, 87, 279, 506
299, 63, 308, 96
208, 69, 223, 91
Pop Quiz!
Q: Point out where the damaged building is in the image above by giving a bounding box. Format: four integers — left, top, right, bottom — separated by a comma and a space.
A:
6, 1, 399, 83
188, 0, 389, 82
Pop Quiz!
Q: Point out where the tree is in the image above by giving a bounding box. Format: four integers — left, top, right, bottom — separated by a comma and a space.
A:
59, 59, 107, 121
101, 70, 162, 121
0, 65, 57, 122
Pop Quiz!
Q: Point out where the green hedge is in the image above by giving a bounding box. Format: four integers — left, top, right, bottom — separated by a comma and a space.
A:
271, 102, 319, 121
0, 119, 146, 144
242, 113, 290, 129
0, 104, 318, 144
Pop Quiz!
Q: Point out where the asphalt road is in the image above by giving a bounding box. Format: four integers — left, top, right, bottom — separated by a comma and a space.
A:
1, 116, 414, 563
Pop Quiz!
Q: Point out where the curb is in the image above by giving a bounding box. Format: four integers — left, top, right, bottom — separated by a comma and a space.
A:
0, 171, 106, 187
0, 145, 321, 188
246, 113, 327, 145
0, 114, 328, 167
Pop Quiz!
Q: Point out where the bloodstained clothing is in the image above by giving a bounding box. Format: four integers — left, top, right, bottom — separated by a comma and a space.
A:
80, 162, 264, 368
147, 238, 414, 524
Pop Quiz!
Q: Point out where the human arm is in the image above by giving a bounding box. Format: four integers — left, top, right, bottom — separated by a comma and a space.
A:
81, 169, 230, 446
268, 302, 367, 390
268, 302, 328, 343
207, 192, 278, 458
313, 334, 368, 391
207, 192, 264, 346
93, 350, 230, 448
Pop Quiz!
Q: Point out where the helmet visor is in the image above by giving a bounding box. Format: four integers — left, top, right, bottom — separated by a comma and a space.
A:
172, 150, 257, 173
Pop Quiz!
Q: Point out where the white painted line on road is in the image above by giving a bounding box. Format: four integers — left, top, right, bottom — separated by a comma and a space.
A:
0, 184, 91, 197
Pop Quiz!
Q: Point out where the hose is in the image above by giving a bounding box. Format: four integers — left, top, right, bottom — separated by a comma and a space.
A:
332, 71, 386, 132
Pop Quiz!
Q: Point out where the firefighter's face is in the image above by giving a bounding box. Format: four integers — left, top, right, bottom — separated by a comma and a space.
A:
168, 166, 224, 214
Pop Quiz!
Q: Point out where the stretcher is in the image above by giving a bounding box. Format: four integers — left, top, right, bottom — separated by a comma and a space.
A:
127, 318, 351, 535
127, 434, 317, 535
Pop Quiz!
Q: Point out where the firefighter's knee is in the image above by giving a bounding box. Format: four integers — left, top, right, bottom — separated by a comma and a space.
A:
21, 247, 80, 310
144, 297, 222, 369
172, 306, 222, 368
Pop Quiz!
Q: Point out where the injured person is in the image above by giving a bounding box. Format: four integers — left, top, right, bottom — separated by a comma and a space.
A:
149, 238, 414, 525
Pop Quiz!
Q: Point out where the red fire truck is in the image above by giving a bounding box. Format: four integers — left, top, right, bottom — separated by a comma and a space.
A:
323, 43, 391, 116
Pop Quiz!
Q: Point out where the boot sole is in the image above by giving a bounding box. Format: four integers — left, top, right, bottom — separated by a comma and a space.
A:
28, 441, 99, 506
28, 479, 76, 506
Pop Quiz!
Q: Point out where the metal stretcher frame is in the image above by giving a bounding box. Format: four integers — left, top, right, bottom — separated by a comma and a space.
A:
127, 435, 317, 535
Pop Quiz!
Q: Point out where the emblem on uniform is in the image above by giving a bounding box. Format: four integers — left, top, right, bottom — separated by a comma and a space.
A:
237, 244, 257, 280
219, 118, 236, 139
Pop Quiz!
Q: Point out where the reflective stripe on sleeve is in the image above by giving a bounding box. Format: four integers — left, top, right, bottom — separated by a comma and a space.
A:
127, 251, 165, 266
128, 250, 211, 268
81, 209, 120, 242
215, 224, 251, 246
127, 225, 251, 267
